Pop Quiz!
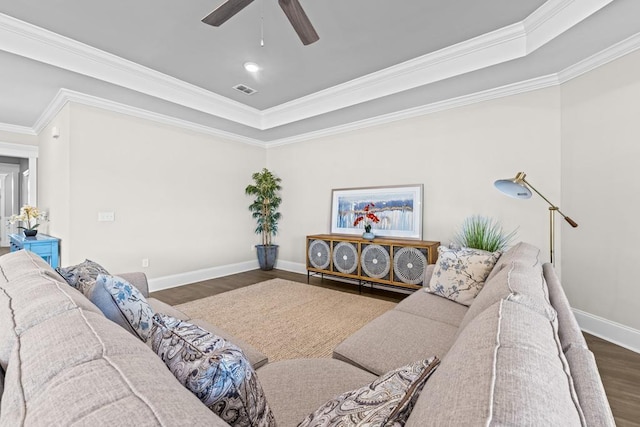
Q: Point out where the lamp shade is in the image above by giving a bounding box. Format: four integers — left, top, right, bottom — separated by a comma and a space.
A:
494, 174, 532, 199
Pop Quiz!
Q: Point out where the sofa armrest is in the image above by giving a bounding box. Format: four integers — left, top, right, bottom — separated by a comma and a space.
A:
424, 264, 435, 285
116, 272, 150, 297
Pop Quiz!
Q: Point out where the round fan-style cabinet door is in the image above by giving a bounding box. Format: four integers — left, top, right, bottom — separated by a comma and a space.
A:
308, 239, 331, 270
393, 247, 427, 285
360, 244, 391, 279
332, 242, 358, 274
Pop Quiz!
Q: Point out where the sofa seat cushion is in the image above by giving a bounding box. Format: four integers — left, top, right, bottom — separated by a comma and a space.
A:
395, 290, 468, 326
257, 358, 377, 427
0, 309, 227, 426
406, 299, 585, 426
190, 318, 269, 369
333, 310, 457, 376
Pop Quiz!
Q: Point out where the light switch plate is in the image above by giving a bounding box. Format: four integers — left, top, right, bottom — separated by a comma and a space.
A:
98, 212, 115, 222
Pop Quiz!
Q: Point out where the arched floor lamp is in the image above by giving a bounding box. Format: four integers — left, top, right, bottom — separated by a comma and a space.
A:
494, 172, 578, 265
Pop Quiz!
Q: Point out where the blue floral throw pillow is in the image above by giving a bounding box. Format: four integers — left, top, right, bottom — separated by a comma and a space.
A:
150, 314, 275, 427
426, 246, 501, 306
298, 357, 440, 426
90, 274, 154, 342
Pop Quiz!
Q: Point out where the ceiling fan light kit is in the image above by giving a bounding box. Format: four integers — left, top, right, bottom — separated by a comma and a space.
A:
202, 0, 319, 45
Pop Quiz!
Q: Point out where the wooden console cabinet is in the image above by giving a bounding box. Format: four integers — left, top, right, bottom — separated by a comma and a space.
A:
306, 234, 440, 290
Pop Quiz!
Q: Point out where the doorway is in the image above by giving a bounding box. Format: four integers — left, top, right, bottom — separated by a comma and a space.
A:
0, 142, 39, 247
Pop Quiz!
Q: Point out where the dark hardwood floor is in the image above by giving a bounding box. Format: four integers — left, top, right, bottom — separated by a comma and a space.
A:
151, 269, 640, 426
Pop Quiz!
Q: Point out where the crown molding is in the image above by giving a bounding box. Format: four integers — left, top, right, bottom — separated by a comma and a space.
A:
0, 123, 36, 135
265, 74, 560, 147
33, 88, 266, 147
4, 22, 638, 149
261, 0, 612, 129
558, 31, 640, 84
262, 23, 526, 129
0, 0, 613, 131
0, 13, 261, 128
0, 141, 39, 156
523, 0, 613, 53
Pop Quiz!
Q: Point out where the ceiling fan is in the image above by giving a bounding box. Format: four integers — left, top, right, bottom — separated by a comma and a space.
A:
202, 0, 319, 45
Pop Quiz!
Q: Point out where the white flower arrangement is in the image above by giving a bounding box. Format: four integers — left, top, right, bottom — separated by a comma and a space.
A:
8, 205, 47, 232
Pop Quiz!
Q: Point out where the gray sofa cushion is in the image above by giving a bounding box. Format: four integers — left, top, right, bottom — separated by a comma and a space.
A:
257, 358, 377, 427
406, 299, 585, 426
457, 254, 551, 334
485, 241, 541, 282
0, 266, 103, 370
395, 290, 468, 327
565, 346, 616, 426
333, 310, 457, 376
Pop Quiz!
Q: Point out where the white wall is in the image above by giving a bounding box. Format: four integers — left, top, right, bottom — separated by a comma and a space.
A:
38, 104, 266, 283
268, 87, 562, 267
38, 104, 72, 257
561, 49, 640, 332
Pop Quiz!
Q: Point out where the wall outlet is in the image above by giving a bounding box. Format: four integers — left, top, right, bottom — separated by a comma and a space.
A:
142, 258, 149, 268
98, 211, 115, 222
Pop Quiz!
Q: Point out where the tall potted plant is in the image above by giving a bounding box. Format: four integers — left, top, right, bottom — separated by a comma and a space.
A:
245, 168, 282, 270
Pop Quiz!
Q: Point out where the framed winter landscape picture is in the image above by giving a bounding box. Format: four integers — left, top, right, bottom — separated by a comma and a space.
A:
330, 184, 423, 239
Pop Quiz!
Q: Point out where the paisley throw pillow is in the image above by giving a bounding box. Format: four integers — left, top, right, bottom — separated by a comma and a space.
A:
298, 357, 440, 427
90, 274, 154, 342
150, 314, 275, 427
56, 259, 110, 296
426, 246, 501, 306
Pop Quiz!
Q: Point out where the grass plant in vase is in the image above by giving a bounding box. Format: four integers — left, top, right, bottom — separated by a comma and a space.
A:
452, 215, 517, 252
354, 203, 380, 240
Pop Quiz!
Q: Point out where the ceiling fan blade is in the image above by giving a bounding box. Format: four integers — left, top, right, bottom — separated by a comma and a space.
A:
278, 0, 319, 45
202, 0, 254, 27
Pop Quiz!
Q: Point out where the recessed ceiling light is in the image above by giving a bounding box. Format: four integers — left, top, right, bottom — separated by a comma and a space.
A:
243, 62, 260, 73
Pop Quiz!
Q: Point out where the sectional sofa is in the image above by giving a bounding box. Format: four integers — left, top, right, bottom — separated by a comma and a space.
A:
0, 243, 614, 426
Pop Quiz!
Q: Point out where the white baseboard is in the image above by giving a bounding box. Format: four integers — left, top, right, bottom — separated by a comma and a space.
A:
273, 260, 307, 275
573, 308, 640, 354
148, 260, 258, 292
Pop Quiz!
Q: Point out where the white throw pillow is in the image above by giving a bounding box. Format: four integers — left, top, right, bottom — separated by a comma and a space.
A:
426, 246, 501, 306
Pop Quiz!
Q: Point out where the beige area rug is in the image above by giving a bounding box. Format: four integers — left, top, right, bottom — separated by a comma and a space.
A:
175, 279, 396, 362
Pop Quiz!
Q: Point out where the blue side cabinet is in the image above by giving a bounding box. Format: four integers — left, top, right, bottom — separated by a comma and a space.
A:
10, 233, 60, 269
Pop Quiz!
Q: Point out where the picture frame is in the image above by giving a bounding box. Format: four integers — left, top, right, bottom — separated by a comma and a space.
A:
330, 184, 423, 239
